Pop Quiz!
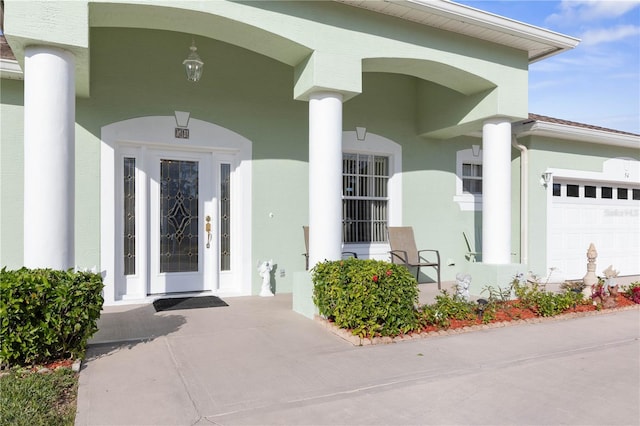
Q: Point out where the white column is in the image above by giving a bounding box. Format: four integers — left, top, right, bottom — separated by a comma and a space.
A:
482, 118, 512, 264
24, 46, 75, 269
308, 92, 343, 268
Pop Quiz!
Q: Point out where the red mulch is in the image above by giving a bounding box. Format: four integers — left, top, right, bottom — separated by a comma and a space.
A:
420, 295, 638, 333
29, 358, 75, 372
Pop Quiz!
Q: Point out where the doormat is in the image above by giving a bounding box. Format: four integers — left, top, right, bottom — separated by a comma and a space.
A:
153, 296, 228, 312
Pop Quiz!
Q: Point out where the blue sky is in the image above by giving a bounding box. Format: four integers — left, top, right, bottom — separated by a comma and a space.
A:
456, 0, 640, 134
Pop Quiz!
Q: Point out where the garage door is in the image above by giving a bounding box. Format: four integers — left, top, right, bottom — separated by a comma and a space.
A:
548, 180, 640, 280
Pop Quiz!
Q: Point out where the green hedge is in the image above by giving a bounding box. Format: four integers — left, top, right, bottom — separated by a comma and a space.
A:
312, 258, 420, 337
0, 267, 104, 367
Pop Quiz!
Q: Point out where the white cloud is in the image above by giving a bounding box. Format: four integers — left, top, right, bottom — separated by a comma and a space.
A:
547, 0, 640, 24
581, 24, 640, 45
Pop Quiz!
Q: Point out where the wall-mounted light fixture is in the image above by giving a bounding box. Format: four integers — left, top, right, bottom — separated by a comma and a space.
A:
183, 40, 204, 82
541, 171, 553, 187
355, 127, 367, 141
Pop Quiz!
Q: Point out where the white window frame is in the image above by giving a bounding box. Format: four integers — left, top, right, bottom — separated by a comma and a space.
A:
342, 153, 390, 244
454, 148, 483, 211
342, 131, 402, 260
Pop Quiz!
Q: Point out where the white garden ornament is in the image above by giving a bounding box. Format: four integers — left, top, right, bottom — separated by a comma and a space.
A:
258, 260, 274, 297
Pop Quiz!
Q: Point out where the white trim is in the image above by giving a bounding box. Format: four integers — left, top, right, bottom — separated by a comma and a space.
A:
547, 157, 640, 185
101, 116, 252, 305
342, 131, 402, 258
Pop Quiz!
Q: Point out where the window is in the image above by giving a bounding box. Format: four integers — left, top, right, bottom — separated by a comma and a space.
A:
633, 189, 640, 201
617, 188, 628, 200
585, 185, 596, 198
462, 163, 482, 194
454, 148, 482, 211
220, 164, 231, 271
123, 157, 136, 275
552, 183, 561, 197
343, 154, 389, 243
567, 184, 579, 197
602, 187, 613, 199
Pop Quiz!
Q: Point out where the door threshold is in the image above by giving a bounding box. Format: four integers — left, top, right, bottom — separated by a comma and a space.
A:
147, 290, 216, 300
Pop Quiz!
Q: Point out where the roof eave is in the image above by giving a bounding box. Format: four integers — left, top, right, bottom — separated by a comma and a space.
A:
406, 0, 580, 62
336, 0, 580, 63
514, 120, 640, 149
0, 58, 23, 80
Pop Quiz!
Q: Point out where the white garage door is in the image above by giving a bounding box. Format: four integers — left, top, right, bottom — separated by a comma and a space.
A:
548, 180, 640, 280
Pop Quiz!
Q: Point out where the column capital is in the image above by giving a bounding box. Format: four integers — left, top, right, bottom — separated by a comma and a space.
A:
294, 51, 361, 102
483, 116, 512, 126
308, 91, 344, 105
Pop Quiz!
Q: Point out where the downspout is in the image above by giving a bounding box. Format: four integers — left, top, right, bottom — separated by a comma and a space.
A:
511, 134, 528, 265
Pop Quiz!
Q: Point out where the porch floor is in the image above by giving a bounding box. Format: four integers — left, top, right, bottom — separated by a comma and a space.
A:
78, 288, 639, 425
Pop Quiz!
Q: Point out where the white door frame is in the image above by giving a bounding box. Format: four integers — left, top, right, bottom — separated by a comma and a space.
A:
100, 115, 252, 305
148, 150, 214, 295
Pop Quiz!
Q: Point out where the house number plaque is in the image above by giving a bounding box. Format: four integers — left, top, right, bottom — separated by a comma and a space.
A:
175, 128, 190, 139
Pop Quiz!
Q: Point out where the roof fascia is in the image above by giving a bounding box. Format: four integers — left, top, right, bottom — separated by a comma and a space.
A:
0, 58, 23, 80
401, 0, 580, 62
514, 120, 640, 149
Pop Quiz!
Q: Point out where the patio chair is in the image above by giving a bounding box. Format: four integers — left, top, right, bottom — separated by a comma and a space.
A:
387, 226, 441, 289
463, 231, 481, 262
302, 226, 358, 270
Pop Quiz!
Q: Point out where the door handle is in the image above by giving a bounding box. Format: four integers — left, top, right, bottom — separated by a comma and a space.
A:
205, 215, 212, 248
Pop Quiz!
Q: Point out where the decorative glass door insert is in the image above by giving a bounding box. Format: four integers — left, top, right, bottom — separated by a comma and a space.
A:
160, 159, 199, 273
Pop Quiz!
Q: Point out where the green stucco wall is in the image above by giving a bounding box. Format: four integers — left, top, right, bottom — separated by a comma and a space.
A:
1, 2, 616, 295
0, 79, 24, 269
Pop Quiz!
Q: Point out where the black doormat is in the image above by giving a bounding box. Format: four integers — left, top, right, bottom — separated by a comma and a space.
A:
153, 296, 228, 312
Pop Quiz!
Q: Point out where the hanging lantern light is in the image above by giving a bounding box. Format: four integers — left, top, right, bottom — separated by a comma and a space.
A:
183, 40, 204, 82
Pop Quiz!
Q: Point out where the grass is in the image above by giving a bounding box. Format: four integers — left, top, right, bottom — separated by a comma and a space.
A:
0, 367, 78, 426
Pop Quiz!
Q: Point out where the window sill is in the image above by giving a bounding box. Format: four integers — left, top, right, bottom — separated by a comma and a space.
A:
454, 194, 482, 211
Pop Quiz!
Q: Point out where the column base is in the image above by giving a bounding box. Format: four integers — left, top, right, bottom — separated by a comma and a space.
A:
292, 272, 318, 319
461, 263, 527, 297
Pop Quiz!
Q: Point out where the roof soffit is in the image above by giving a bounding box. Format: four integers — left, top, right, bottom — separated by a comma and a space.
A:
334, 0, 580, 62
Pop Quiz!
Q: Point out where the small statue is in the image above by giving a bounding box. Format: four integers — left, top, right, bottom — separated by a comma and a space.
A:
455, 273, 471, 301
583, 243, 598, 298
258, 260, 274, 297
603, 265, 619, 285
603, 284, 620, 309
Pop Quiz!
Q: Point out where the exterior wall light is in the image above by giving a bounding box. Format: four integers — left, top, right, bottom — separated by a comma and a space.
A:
541, 171, 553, 187
183, 40, 204, 82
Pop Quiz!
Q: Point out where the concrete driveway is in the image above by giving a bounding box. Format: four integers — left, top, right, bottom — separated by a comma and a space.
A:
76, 294, 640, 425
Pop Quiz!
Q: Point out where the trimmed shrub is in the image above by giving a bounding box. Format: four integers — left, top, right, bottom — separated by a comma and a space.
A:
512, 278, 584, 317
419, 291, 476, 328
0, 267, 104, 367
312, 258, 419, 337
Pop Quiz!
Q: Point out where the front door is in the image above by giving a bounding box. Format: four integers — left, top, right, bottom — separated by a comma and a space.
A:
149, 151, 216, 294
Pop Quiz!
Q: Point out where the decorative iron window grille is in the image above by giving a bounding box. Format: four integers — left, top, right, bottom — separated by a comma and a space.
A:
343, 154, 389, 243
